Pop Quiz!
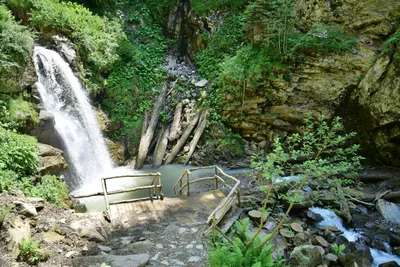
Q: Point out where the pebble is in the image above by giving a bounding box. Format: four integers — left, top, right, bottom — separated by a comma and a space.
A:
195, 245, 204, 250
188, 256, 201, 262
65, 251, 79, 258
186, 244, 194, 249
178, 227, 187, 234
160, 260, 170, 265
156, 244, 164, 249
98, 245, 112, 252
151, 252, 161, 261
169, 244, 176, 249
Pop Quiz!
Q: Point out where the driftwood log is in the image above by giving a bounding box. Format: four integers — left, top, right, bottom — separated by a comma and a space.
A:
135, 83, 167, 170
164, 112, 200, 164
184, 110, 207, 165
168, 102, 182, 141
152, 127, 169, 168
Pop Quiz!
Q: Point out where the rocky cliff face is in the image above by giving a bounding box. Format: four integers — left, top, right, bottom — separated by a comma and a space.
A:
169, 0, 400, 166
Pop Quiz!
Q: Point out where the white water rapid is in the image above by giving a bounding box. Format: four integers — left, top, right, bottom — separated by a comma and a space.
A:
310, 207, 400, 267
33, 46, 114, 193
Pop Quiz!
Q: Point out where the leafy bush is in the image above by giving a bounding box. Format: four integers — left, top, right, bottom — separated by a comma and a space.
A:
248, 115, 363, 248
0, 126, 39, 176
18, 239, 49, 265
102, 20, 167, 141
0, 5, 34, 92
196, 13, 246, 78
6, 0, 124, 74
208, 218, 285, 267
381, 30, 400, 62
28, 175, 70, 207
0, 94, 38, 130
191, 0, 246, 15
0, 169, 20, 192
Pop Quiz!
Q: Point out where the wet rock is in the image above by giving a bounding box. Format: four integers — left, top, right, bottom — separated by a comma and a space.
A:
348, 242, 373, 263
326, 253, 338, 263
249, 210, 267, 223
291, 222, 304, 233
339, 253, 372, 267
290, 245, 324, 267
379, 262, 400, 267
98, 245, 112, 253
314, 236, 329, 247
51, 35, 77, 66
376, 200, 400, 225
293, 233, 312, 246
280, 228, 295, 238
307, 210, 324, 222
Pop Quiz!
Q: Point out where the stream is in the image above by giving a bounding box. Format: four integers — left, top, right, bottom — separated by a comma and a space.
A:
310, 207, 400, 266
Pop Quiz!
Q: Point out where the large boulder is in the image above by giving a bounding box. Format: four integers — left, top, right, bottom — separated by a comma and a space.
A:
105, 138, 125, 166
376, 199, 400, 225
290, 245, 324, 267
37, 143, 68, 175
31, 110, 63, 150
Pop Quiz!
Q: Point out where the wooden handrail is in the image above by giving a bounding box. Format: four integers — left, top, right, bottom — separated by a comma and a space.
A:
173, 165, 241, 236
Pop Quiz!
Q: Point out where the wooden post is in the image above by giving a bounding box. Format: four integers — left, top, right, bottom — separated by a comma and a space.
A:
179, 177, 183, 196
214, 166, 218, 190
101, 178, 111, 222
237, 187, 241, 206
187, 170, 190, 196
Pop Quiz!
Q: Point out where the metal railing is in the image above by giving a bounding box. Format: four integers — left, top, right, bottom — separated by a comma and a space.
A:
72, 173, 163, 222
172, 165, 240, 236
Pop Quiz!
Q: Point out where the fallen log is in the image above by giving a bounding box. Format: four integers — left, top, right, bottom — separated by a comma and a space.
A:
168, 102, 182, 141
135, 83, 167, 170
184, 110, 207, 165
360, 190, 400, 203
152, 127, 169, 168
164, 112, 200, 165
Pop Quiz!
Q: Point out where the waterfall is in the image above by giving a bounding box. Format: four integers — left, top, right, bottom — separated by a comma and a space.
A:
33, 46, 114, 192
310, 207, 400, 267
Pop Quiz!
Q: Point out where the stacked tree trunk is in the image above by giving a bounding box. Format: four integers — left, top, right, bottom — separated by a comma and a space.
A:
134, 83, 208, 170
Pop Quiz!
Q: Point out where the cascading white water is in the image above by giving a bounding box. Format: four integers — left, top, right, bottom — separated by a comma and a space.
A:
310, 207, 400, 267
33, 46, 114, 192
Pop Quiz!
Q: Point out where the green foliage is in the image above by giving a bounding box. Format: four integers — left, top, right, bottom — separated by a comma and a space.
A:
0, 205, 12, 229
0, 94, 38, 131
252, 115, 363, 188
0, 126, 39, 176
28, 175, 70, 207
18, 239, 50, 265
0, 169, 20, 192
381, 30, 400, 62
331, 243, 346, 256
0, 5, 34, 91
246, 115, 363, 250
191, 0, 246, 15
102, 11, 167, 141
6, 0, 124, 75
196, 13, 246, 78
208, 218, 284, 267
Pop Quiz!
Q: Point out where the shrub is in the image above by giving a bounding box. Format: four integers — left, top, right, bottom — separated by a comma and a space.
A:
380, 30, 400, 62
18, 239, 49, 265
208, 218, 285, 267
6, 0, 125, 74
0, 94, 38, 131
248, 115, 363, 249
0, 5, 34, 92
190, 0, 246, 15
0, 126, 39, 176
28, 175, 70, 207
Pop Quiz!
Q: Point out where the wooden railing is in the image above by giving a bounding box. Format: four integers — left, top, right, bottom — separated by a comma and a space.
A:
72, 173, 163, 222
172, 166, 240, 236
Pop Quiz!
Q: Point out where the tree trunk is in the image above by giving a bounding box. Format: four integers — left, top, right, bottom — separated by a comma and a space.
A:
152, 127, 169, 168
164, 112, 200, 165
168, 102, 182, 141
184, 110, 207, 165
135, 83, 167, 170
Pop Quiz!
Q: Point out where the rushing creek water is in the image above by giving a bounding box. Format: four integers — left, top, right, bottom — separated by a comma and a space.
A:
310, 207, 400, 266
